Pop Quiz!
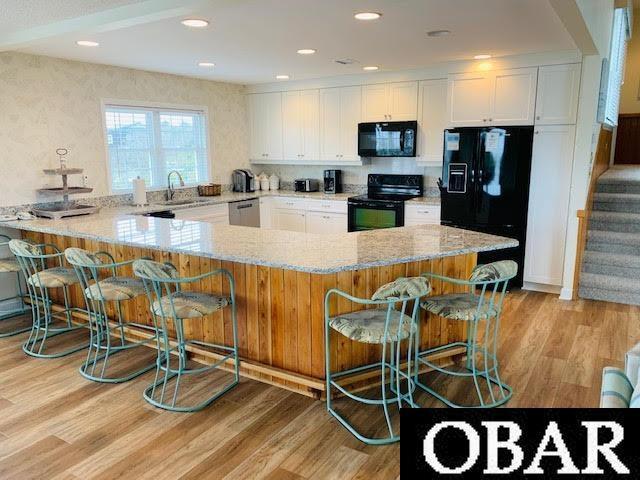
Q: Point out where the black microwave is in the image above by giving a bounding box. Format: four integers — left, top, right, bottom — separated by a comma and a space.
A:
357, 120, 417, 157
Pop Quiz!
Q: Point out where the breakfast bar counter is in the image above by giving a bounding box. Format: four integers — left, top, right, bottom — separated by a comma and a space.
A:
5, 211, 517, 397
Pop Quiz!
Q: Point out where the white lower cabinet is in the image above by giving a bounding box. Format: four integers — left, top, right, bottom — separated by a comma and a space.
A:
404, 204, 441, 226
271, 208, 307, 232
305, 211, 347, 234
173, 204, 229, 225
524, 125, 576, 286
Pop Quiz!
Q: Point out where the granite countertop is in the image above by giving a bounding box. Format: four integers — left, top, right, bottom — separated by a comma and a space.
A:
2, 207, 516, 273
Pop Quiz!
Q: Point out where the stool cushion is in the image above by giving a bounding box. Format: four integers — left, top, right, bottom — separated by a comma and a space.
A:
371, 276, 430, 300
152, 291, 228, 318
0, 258, 20, 273
27, 267, 78, 288
85, 276, 145, 301
329, 309, 416, 344
600, 367, 633, 408
421, 293, 497, 321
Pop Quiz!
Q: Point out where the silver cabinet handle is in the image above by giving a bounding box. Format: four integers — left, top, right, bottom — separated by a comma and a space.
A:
536, 116, 540, 120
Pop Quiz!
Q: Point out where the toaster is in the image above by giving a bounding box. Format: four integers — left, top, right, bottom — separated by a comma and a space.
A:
294, 178, 319, 192
232, 169, 256, 192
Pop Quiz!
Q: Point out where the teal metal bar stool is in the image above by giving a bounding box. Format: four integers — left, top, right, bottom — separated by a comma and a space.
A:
416, 260, 517, 408
325, 277, 430, 445
9, 239, 88, 358
133, 259, 239, 412
0, 235, 31, 336
65, 247, 158, 383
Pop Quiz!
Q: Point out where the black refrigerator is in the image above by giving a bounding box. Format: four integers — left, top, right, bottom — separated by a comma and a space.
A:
439, 126, 534, 288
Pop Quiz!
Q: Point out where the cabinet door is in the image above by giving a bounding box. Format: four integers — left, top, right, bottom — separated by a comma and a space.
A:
491, 68, 537, 126
535, 64, 580, 125
389, 82, 418, 121
362, 83, 389, 122
305, 211, 347, 234
447, 72, 493, 127
272, 208, 306, 232
259, 198, 273, 229
339, 86, 362, 161
417, 79, 447, 165
300, 90, 320, 161
264, 92, 283, 160
319, 88, 341, 161
524, 125, 576, 286
282, 91, 302, 161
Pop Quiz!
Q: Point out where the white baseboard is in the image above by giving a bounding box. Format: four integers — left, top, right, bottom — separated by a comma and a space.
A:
522, 281, 562, 295
559, 287, 575, 301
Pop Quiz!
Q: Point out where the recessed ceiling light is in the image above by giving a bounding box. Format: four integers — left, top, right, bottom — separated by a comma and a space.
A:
276, 74, 290, 80
474, 54, 492, 60
76, 40, 99, 47
181, 19, 209, 28
427, 29, 451, 37
297, 48, 317, 55
198, 62, 215, 67
363, 66, 379, 71
354, 12, 382, 20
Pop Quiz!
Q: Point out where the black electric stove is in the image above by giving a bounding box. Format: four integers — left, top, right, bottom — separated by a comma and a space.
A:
348, 174, 423, 232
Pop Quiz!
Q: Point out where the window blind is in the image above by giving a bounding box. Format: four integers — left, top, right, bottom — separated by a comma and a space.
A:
604, 8, 630, 126
105, 105, 209, 192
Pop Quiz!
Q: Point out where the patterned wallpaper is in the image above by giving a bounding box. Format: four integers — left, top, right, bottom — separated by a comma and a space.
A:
0, 52, 249, 207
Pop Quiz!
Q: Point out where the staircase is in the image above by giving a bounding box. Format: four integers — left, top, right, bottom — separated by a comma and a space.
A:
579, 167, 640, 305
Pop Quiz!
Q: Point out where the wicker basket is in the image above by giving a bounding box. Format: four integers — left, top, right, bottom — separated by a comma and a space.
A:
198, 184, 221, 196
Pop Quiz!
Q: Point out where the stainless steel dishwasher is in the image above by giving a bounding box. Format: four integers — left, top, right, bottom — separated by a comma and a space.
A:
228, 198, 260, 227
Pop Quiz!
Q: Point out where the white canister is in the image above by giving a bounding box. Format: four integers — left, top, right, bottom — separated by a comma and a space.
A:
269, 174, 280, 191
260, 177, 270, 191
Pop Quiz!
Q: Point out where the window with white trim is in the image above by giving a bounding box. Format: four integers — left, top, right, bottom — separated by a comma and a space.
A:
105, 105, 209, 192
603, 8, 630, 126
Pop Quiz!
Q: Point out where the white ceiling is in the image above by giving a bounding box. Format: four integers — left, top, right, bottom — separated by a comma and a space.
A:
5, 0, 576, 85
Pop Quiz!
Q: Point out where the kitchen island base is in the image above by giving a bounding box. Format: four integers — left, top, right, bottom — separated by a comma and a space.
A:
21, 230, 477, 398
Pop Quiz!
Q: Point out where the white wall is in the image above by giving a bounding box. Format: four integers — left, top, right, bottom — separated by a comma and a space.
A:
0, 52, 249, 207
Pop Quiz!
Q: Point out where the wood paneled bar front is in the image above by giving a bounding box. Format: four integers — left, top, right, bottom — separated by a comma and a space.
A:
9, 211, 516, 398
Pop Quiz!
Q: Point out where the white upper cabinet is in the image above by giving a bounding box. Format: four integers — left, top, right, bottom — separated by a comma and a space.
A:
249, 92, 283, 161
389, 82, 418, 120
535, 64, 580, 125
447, 68, 537, 127
362, 84, 389, 121
362, 82, 418, 121
491, 68, 537, 125
320, 86, 362, 163
447, 72, 494, 126
416, 79, 447, 165
282, 90, 320, 161
524, 124, 576, 286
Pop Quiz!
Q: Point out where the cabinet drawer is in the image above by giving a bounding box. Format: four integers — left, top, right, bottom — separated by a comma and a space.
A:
305, 198, 347, 214
271, 197, 308, 210
404, 204, 441, 224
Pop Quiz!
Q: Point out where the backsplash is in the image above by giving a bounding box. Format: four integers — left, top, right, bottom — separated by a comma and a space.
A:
256, 158, 442, 196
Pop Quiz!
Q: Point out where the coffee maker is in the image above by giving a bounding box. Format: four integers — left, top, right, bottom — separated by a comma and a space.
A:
323, 169, 342, 194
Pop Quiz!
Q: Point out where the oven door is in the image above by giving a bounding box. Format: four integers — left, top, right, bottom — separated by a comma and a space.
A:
348, 200, 404, 232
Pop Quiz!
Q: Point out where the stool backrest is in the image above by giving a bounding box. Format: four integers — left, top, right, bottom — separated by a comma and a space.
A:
468, 260, 517, 318
64, 247, 111, 307
132, 258, 180, 318
9, 239, 62, 300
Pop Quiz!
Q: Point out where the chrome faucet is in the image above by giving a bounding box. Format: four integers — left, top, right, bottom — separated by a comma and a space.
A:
166, 170, 185, 200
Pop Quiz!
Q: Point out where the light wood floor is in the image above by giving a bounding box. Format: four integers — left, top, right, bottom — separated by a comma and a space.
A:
0, 290, 637, 480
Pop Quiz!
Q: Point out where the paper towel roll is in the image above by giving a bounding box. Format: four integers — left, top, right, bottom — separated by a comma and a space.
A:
133, 176, 147, 206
